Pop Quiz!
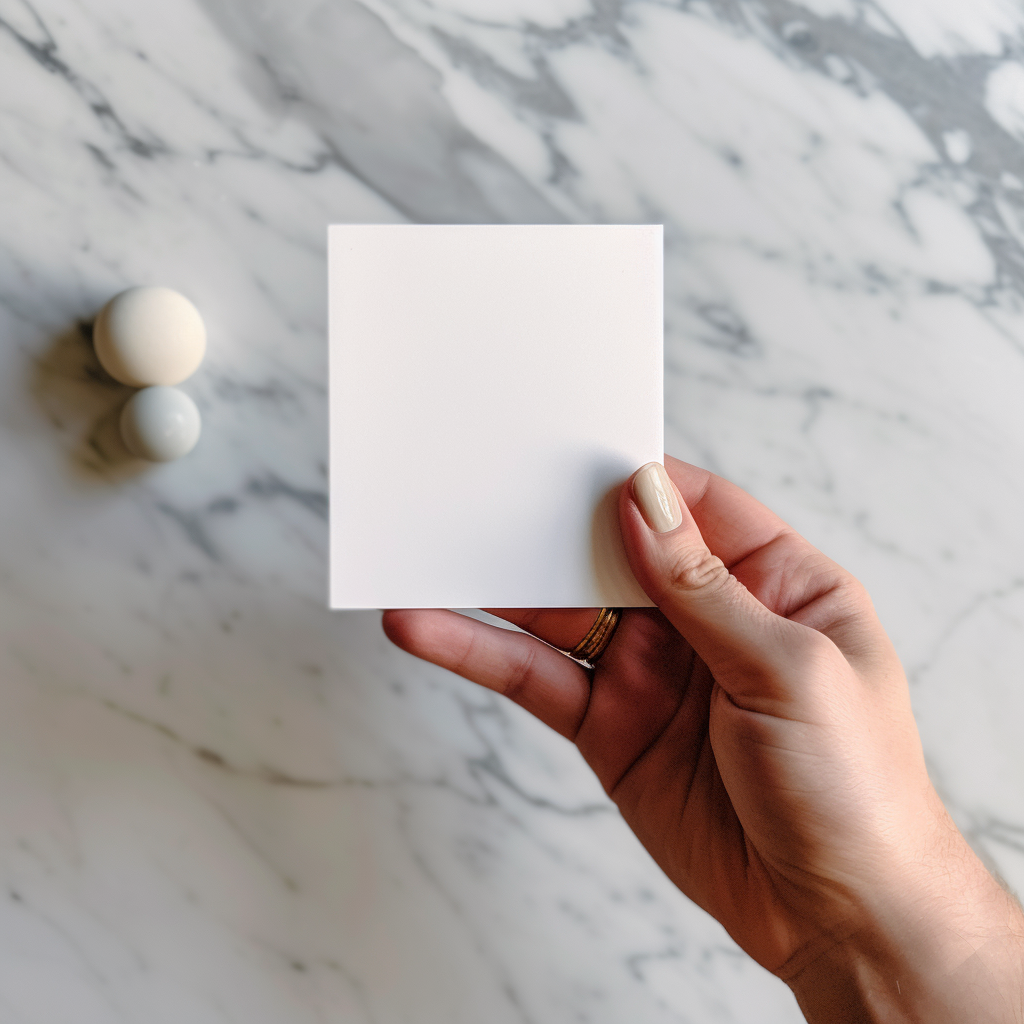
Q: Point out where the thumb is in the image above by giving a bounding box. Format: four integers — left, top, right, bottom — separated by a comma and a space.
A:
618, 462, 816, 711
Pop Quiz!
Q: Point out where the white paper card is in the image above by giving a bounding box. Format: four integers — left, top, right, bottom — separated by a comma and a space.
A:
329, 224, 662, 609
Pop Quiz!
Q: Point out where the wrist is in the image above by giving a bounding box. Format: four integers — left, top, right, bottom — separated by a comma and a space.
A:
785, 847, 1024, 1023
788, 923, 1024, 1024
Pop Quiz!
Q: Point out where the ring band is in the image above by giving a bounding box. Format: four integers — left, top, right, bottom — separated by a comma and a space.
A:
565, 607, 622, 668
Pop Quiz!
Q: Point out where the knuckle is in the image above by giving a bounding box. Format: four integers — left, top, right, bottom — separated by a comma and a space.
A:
838, 576, 876, 616
665, 547, 732, 595
782, 625, 846, 692
809, 558, 875, 616
452, 628, 481, 678
793, 624, 839, 665
501, 642, 538, 704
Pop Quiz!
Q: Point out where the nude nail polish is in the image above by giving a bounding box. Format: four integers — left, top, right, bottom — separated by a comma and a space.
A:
633, 462, 683, 533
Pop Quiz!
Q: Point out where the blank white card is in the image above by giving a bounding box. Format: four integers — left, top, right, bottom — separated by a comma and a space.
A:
329, 224, 662, 609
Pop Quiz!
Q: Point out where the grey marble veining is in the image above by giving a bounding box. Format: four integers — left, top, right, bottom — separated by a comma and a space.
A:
0, 1, 1022, 1021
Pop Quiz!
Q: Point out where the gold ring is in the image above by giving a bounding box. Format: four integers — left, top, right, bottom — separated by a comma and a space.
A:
565, 607, 622, 668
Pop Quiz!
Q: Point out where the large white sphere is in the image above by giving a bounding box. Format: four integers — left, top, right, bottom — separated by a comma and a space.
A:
120, 386, 202, 462
94, 286, 206, 386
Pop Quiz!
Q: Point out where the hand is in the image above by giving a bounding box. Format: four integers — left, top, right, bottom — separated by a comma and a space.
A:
383, 456, 1024, 1022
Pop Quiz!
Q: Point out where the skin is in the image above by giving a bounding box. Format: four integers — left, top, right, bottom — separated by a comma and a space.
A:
383, 455, 1024, 1022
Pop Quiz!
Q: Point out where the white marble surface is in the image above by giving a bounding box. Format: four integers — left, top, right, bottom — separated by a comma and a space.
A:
1, 0, 1022, 1020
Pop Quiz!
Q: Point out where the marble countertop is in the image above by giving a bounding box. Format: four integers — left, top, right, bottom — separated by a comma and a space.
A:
1, 1, 1022, 1021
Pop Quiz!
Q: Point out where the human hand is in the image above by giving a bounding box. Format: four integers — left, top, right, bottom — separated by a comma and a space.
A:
383, 456, 1024, 1022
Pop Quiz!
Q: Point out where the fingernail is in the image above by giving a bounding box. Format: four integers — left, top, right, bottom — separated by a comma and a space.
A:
633, 462, 683, 533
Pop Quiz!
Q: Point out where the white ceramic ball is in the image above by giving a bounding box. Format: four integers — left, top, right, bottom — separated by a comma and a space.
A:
94, 286, 206, 386
120, 386, 202, 462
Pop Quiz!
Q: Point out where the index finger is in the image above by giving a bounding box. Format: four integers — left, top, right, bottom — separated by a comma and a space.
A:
664, 455, 792, 569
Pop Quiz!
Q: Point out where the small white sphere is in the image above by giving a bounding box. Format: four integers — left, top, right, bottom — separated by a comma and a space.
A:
94, 286, 206, 386
120, 386, 202, 462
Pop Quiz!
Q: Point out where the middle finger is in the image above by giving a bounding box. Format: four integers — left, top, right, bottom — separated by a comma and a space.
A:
485, 607, 610, 654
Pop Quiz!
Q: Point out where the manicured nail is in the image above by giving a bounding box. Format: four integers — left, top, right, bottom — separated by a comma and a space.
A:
633, 462, 683, 533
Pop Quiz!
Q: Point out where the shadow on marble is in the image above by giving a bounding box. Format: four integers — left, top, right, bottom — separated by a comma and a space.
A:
30, 319, 153, 483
